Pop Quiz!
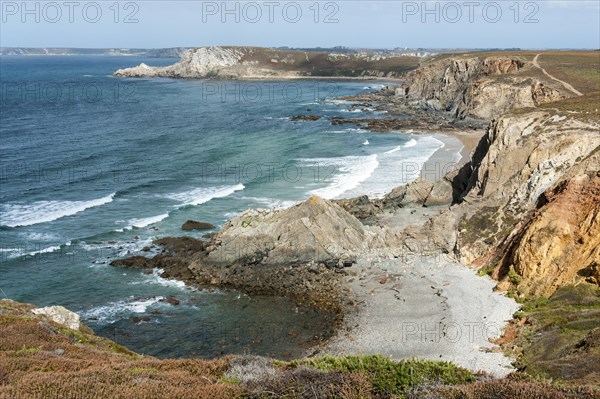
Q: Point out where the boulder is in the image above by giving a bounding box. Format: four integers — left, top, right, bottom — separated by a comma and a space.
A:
425, 179, 454, 206
110, 256, 153, 269
181, 220, 215, 231
401, 178, 434, 207
291, 115, 321, 122
160, 296, 180, 306
382, 185, 407, 208
32, 306, 80, 330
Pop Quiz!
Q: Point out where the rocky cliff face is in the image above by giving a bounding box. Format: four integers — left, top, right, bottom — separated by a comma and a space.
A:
398, 57, 565, 120
115, 47, 250, 78
496, 172, 600, 296
452, 110, 600, 297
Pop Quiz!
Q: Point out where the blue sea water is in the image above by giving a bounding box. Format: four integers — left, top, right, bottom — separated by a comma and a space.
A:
0, 56, 459, 358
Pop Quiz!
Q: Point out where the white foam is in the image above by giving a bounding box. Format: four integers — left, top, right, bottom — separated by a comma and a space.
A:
19, 232, 60, 241
126, 213, 169, 229
363, 140, 370, 146
298, 154, 379, 199
165, 184, 244, 207
129, 268, 189, 289
324, 99, 353, 105
404, 139, 418, 148
324, 127, 368, 134
341, 136, 446, 199
28, 245, 61, 256
1, 243, 69, 260
0, 248, 25, 260
1, 193, 116, 227
81, 296, 164, 323
384, 146, 401, 154
80, 238, 153, 259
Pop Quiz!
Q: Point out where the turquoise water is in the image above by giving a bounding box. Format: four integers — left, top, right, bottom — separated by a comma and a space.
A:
0, 56, 458, 358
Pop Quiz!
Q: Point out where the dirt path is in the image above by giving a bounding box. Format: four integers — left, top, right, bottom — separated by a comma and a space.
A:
533, 53, 583, 96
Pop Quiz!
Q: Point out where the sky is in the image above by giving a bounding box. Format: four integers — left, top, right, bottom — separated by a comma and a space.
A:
1, 0, 599, 49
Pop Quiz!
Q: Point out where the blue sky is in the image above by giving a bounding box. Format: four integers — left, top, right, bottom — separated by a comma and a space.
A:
1, 1, 599, 49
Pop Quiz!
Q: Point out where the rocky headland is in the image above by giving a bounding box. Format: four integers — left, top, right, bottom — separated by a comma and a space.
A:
113, 46, 419, 79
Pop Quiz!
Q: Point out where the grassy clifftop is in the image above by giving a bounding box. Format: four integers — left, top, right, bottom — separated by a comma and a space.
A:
2, 299, 599, 398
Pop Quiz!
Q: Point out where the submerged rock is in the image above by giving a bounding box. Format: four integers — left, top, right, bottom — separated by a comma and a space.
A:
181, 220, 215, 231
110, 256, 153, 269
291, 115, 321, 122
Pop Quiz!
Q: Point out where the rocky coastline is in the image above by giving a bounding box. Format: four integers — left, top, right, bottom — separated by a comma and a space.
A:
106, 51, 600, 382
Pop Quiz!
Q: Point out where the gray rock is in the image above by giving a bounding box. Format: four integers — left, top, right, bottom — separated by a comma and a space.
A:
205, 195, 376, 267
333, 195, 381, 220
425, 179, 454, 206
401, 178, 434, 207
32, 306, 80, 331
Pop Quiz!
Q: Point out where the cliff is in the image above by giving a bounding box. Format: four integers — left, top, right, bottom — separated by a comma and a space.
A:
113, 46, 419, 79
451, 104, 600, 297
397, 56, 566, 120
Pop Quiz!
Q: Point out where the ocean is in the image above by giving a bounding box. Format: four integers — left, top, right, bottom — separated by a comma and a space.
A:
0, 56, 462, 359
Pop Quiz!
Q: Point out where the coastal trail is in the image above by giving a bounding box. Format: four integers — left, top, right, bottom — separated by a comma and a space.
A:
533, 53, 583, 96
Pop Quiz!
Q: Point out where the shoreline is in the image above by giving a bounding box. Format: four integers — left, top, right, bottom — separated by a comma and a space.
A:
309, 128, 518, 378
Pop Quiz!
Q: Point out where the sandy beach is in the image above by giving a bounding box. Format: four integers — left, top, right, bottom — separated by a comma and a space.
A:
322, 245, 519, 377
320, 127, 519, 378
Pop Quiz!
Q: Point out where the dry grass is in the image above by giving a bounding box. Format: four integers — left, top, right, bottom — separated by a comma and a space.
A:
536, 51, 600, 94
222, 46, 421, 77
3, 298, 600, 398
0, 300, 240, 399
410, 379, 600, 399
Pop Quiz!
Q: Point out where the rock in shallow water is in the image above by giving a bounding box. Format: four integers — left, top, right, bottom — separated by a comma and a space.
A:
181, 220, 216, 231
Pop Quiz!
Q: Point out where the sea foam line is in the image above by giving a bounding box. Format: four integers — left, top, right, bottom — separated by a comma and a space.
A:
0, 193, 116, 228
81, 296, 165, 323
298, 154, 379, 199
165, 183, 245, 207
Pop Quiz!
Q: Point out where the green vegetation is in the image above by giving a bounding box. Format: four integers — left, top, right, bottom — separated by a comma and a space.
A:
289, 355, 475, 397
458, 206, 500, 247
477, 265, 495, 277
508, 285, 600, 386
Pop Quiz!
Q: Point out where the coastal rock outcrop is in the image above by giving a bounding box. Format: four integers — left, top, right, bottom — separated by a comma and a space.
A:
204, 195, 376, 267
113, 46, 418, 79
398, 57, 566, 119
31, 306, 81, 330
114, 47, 245, 78
181, 220, 216, 231
496, 173, 600, 296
